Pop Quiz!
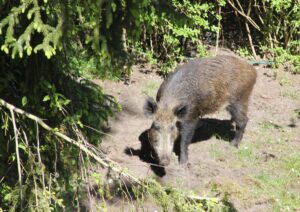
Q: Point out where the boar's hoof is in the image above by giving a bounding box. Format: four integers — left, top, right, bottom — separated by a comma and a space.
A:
179, 156, 188, 164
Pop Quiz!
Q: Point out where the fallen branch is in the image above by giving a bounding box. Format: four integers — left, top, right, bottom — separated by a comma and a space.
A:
0, 98, 141, 185
0, 98, 219, 203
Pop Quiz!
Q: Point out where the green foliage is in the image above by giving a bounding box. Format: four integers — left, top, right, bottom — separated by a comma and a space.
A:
0, 53, 118, 210
130, 0, 217, 74
263, 0, 300, 49
271, 47, 300, 74
142, 80, 160, 98
227, 0, 300, 72
0, 74, 118, 210
236, 47, 252, 58
0, 0, 62, 59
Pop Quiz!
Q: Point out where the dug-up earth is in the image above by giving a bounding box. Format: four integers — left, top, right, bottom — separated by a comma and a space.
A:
92, 55, 300, 211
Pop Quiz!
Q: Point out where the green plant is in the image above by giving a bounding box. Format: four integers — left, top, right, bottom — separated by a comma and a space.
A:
130, 0, 219, 74
225, 0, 300, 73
142, 80, 160, 97
197, 44, 208, 58
236, 146, 253, 161
236, 47, 252, 58
272, 47, 300, 74
259, 121, 276, 130
295, 109, 300, 119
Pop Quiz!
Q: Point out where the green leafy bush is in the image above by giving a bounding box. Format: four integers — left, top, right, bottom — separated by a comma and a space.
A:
272, 47, 300, 74
223, 0, 300, 71
130, 0, 219, 74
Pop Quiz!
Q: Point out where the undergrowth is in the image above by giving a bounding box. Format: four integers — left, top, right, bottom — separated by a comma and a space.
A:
90, 174, 226, 211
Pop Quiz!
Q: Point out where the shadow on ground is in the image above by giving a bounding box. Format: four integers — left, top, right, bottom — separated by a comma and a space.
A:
125, 118, 235, 177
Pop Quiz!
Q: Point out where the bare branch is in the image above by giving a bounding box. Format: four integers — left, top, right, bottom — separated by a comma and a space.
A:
215, 6, 222, 56
227, 0, 261, 31
35, 121, 46, 192
245, 0, 258, 59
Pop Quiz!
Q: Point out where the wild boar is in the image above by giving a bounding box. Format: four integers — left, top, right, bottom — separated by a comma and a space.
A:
144, 55, 257, 166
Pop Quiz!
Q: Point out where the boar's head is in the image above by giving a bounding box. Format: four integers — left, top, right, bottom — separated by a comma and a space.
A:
144, 97, 188, 166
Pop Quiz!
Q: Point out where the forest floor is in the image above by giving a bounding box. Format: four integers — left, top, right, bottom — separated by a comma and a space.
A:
92, 54, 300, 211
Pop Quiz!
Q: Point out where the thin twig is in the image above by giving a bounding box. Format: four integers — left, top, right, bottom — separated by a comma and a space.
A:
227, 0, 261, 31
10, 108, 23, 210
245, 0, 258, 59
22, 130, 39, 207
82, 123, 117, 139
35, 121, 46, 192
54, 142, 58, 179
120, 177, 134, 205
215, 6, 222, 56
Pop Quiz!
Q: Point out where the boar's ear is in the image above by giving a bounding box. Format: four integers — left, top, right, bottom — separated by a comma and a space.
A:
144, 97, 157, 116
174, 103, 188, 119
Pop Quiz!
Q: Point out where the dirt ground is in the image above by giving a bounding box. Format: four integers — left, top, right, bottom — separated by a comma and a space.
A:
92, 55, 300, 211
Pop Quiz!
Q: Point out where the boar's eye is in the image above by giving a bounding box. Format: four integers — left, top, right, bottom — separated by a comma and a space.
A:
152, 123, 160, 131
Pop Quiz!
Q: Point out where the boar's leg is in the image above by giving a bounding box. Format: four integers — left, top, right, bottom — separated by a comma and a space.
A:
229, 101, 249, 147
179, 120, 197, 164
